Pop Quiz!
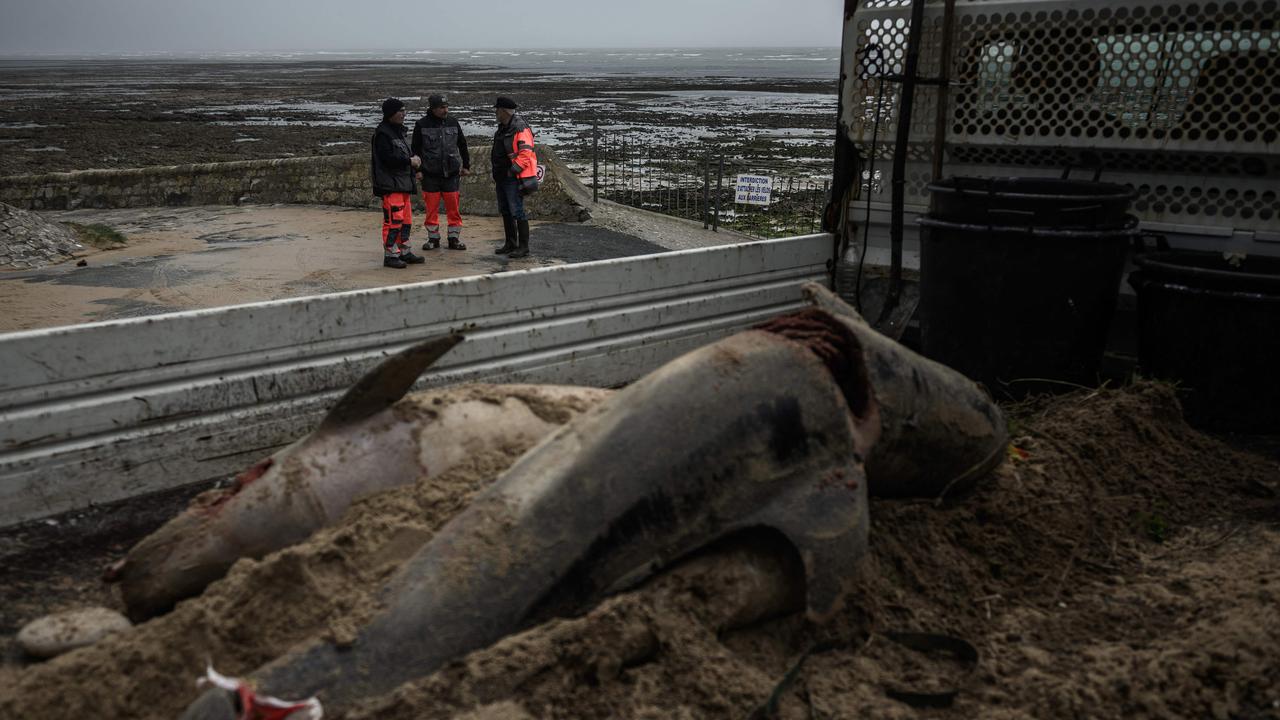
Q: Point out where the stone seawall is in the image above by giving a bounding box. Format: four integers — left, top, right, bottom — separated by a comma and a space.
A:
0, 155, 369, 211
0, 142, 590, 223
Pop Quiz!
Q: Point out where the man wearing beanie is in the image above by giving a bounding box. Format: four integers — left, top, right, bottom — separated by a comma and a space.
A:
370, 98, 425, 268
491, 96, 539, 259
412, 94, 471, 251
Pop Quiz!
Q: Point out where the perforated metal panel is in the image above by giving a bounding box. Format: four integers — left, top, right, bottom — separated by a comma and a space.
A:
840, 0, 1279, 235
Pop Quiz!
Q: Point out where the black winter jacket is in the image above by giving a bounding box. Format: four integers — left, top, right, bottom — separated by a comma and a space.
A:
371, 120, 416, 196
412, 113, 470, 179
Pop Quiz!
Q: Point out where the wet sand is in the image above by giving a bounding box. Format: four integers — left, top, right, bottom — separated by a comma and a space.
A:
0, 58, 836, 178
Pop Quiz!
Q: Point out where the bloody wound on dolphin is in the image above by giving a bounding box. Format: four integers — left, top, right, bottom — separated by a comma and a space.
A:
755, 307, 874, 424
801, 282, 1009, 499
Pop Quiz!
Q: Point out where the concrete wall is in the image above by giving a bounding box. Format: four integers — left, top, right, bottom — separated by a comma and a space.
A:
0, 155, 370, 211
0, 142, 590, 222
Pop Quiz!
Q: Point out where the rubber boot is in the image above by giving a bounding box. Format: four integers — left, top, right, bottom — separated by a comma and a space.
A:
447, 228, 466, 250
508, 220, 530, 259
495, 215, 517, 255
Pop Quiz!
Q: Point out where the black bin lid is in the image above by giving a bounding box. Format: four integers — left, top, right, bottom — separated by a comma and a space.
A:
927, 176, 1136, 230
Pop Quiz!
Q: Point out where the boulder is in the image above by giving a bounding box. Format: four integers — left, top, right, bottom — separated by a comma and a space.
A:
16, 607, 132, 659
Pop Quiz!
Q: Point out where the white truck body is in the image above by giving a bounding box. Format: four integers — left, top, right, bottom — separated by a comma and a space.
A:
0, 235, 833, 527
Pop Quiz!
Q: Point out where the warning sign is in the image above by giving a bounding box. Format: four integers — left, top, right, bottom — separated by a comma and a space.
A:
734, 175, 772, 206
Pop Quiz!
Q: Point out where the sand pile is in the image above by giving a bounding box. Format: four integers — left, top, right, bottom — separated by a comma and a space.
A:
1, 382, 1277, 719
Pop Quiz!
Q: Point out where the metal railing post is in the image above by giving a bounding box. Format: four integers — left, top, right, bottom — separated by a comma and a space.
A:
713, 154, 724, 233
643, 144, 649, 206
702, 154, 710, 229
638, 143, 644, 206
592, 121, 599, 203
665, 162, 672, 214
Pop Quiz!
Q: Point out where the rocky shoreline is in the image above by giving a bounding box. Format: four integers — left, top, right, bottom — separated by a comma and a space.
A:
0, 202, 83, 270
0, 58, 836, 178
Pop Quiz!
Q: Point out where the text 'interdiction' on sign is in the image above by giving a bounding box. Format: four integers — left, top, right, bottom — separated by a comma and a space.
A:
734, 175, 772, 206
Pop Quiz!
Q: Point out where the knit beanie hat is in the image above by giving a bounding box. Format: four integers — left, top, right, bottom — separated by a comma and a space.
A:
494, 96, 518, 110
381, 97, 406, 118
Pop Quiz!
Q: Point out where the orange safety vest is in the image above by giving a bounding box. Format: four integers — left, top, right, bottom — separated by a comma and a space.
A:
507, 118, 538, 179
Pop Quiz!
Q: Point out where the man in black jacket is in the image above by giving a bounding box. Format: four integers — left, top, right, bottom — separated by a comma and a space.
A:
491, 96, 538, 259
371, 98, 425, 269
412, 95, 471, 251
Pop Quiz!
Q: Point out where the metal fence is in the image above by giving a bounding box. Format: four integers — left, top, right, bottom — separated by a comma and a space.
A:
584, 124, 832, 239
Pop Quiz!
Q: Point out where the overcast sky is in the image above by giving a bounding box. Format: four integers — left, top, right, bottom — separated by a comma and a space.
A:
0, 0, 843, 54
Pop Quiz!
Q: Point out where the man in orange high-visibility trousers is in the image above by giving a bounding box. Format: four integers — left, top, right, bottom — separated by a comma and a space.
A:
371, 98, 425, 268
490, 96, 538, 259
412, 94, 471, 251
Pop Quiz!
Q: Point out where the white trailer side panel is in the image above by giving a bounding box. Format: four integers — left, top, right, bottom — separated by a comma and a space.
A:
0, 234, 834, 526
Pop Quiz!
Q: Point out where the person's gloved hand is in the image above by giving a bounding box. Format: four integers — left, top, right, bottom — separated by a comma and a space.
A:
190, 665, 322, 720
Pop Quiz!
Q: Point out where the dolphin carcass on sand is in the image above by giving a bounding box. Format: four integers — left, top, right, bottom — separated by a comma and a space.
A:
110, 334, 613, 621
179, 312, 880, 719
177, 293, 1009, 719
122, 284, 1007, 623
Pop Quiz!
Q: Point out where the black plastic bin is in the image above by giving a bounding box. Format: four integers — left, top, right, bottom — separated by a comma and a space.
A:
918, 176, 1138, 397
928, 176, 1135, 229
1129, 251, 1280, 432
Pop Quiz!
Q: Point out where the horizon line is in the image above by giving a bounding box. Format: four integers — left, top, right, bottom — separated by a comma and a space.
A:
0, 45, 841, 58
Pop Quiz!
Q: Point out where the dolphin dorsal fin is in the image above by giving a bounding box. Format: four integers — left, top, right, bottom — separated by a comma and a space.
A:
318, 334, 464, 432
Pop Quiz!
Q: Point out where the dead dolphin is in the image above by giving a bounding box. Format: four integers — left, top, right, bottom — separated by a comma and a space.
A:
113, 334, 613, 620
178, 313, 881, 718
802, 282, 1009, 498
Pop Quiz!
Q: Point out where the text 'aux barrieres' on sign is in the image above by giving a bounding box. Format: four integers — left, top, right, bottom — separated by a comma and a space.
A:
734, 174, 772, 206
